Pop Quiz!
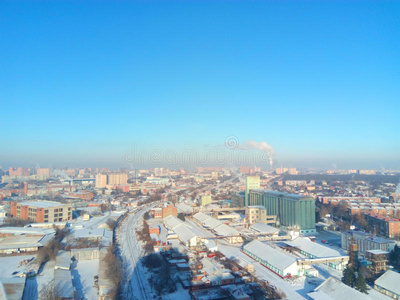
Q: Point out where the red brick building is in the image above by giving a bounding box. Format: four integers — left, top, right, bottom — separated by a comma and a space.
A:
10, 201, 72, 223
162, 205, 177, 219
364, 212, 400, 239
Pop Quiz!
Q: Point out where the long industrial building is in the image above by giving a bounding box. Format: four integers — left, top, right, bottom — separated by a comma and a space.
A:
243, 239, 301, 277
247, 190, 315, 233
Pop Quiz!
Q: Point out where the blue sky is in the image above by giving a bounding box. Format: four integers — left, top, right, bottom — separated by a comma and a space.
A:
1, 1, 399, 169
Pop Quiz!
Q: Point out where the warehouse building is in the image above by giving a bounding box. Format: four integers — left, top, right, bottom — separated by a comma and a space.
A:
285, 237, 348, 270
243, 240, 300, 277
247, 190, 315, 233
249, 222, 280, 237
374, 270, 400, 299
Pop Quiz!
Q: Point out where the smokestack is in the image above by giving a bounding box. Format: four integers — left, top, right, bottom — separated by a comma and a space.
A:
24, 182, 28, 195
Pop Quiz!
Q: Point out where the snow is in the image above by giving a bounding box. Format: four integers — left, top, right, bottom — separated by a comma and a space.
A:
71, 259, 100, 300
37, 260, 55, 299
0, 255, 36, 280
117, 206, 156, 300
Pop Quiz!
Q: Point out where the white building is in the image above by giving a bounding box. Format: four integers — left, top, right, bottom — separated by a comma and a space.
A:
243, 240, 300, 277
285, 237, 348, 270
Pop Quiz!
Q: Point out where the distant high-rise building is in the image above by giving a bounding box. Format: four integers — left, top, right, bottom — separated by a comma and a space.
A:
95, 173, 108, 188
276, 167, 288, 175
37, 168, 50, 177
65, 169, 77, 177
9, 167, 30, 177
245, 176, 260, 206
288, 168, 298, 175
96, 172, 127, 188
240, 166, 251, 174
108, 172, 128, 185
200, 194, 212, 206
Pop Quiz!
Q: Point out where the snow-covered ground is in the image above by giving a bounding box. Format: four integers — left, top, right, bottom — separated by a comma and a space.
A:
70, 211, 111, 230
71, 259, 99, 300
117, 207, 155, 300
36, 260, 55, 300
0, 255, 36, 280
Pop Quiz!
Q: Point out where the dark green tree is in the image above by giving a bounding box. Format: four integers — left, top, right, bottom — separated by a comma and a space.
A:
355, 272, 368, 294
342, 266, 356, 287
389, 245, 400, 270
177, 212, 185, 221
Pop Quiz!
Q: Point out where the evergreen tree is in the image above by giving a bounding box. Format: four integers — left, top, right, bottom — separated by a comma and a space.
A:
342, 266, 356, 287
355, 272, 368, 294
177, 212, 185, 221
389, 245, 400, 270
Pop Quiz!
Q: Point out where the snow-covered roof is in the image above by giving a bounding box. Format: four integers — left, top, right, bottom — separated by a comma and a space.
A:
176, 202, 192, 213
18, 200, 68, 208
285, 237, 345, 258
173, 224, 198, 244
0, 277, 25, 300
221, 284, 249, 300
0, 233, 54, 250
193, 212, 211, 222
73, 228, 105, 239
213, 224, 240, 237
0, 227, 55, 236
250, 222, 279, 235
163, 215, 184, 230
375, 270, 400, 296
55, 251, 71, 270
54, 269, 74, 299
243, 240, 297, 271
366, 249, 389, 255
309, 276, 371, 300
202, 217, 223, 230
200, 257, 220, 275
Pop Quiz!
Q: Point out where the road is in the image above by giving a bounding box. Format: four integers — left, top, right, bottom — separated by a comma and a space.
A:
117, 206, 153, 300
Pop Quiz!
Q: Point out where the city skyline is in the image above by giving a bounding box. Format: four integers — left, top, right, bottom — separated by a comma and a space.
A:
1, 1, 399, 169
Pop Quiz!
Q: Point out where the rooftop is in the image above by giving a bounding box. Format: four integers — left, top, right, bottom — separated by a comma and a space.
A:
375, 270, 400, 296
285, 237, 346, 259
249, 222, 279, 235
243, 239, 297, 271
18, 200, 69, 208
308, 276, 371, 300
251, 189, 313, 200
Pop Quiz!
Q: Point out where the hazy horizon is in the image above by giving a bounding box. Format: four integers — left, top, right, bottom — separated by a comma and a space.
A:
1, 1, 399, 169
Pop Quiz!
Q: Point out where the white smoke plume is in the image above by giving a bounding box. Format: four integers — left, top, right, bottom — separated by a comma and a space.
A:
239, 139, 275, 168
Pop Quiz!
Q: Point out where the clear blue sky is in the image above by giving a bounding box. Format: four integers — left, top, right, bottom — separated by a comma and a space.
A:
1, 1, 399, 169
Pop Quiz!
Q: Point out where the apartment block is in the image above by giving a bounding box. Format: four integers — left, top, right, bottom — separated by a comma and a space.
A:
245, 205, 267, 224
95, 172, 127, 188
10, 201, 73, 223
200, 194, 212, 206
363, 212, 400, 239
